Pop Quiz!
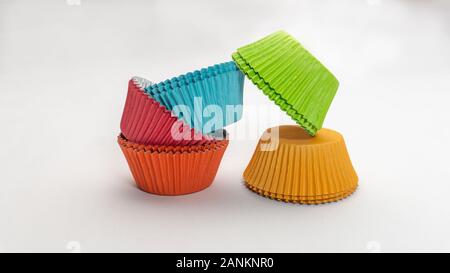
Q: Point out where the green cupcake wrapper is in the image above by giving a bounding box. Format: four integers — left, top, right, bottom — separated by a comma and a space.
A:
232, 30, 339, 136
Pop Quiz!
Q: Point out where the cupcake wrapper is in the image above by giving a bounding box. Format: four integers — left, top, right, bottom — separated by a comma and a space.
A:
232, 31, 339, 136
118, 135, 229, 196
144, 62, 244, 134
120, 77, 212, 146
243, 126, 358, 203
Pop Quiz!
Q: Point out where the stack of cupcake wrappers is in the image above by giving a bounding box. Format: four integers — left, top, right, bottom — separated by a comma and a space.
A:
119, 62, 244, 195
233, 31, 358, 204
118, 30, 358, 203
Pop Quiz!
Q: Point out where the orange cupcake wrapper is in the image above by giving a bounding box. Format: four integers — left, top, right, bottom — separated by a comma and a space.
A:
118, 135, 229, 196
244, 125, 358, 202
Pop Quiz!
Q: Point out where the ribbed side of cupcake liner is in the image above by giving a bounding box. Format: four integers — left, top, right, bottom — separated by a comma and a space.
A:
243, 139, 358, 198
143, 62, 244, 134
120, 77, 212, 146
233, 31, 339, 135
118, 137, 229, 196
233, 52, 317, 135
246, 182, 356, 198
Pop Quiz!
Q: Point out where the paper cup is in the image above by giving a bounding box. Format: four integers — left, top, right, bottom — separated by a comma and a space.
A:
118, 134, 229, 196
144, 62, 244, 134
243, 125, 358, 204
120, 77, 212, 146
232, 31, 339, 136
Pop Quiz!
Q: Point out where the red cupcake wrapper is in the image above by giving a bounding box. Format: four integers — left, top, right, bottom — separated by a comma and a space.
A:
120, 77, 213, 146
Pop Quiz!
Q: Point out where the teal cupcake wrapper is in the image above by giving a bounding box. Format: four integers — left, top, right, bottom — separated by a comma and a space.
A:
144, 61, 244, 134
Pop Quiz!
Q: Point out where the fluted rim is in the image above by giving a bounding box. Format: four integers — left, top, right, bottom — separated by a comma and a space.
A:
118, 133, 228, 154
144, 62, 238, 95
245, 182, 357, 205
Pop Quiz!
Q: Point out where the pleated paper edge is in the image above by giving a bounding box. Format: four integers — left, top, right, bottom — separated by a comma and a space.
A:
145, 68, 244, 134
245, 181, 357, 205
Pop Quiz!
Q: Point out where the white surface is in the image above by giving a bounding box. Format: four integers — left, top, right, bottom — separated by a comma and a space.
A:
1, 0, 450, 253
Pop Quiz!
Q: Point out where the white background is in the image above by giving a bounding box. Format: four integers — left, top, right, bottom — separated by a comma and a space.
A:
1, 0, 449, 253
